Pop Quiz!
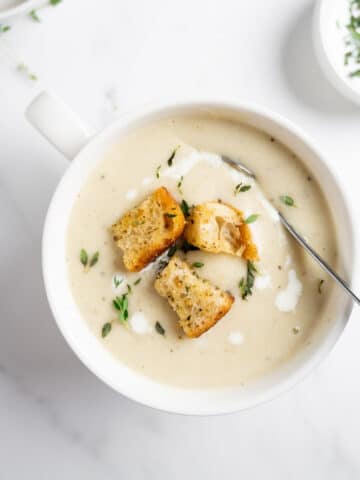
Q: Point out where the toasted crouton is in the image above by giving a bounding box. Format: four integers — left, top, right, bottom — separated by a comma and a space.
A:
184, 201, 258, 261
154, 256, 234, 338
111, 187, 185, 272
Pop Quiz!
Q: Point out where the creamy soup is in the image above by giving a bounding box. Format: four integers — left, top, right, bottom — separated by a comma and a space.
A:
66, 113, 338, 389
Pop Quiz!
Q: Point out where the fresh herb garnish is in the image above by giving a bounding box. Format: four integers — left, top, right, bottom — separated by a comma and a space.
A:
167, 245, 177, 257
177, 176, 184, 193
167, 145, 180, 166
342, 2, 360, 76
49, 0, 62, 5
349, 69, 360, 77
17, 62, 38, 81
192, 262, 204, 268
80, 249, 99, 270
280, 195, 295, 206
155, 321, 165, 335
244, 214, 259, 224
113, 294, 129, 323
180, 199, 190, 217
239, 261, 257, 300
345, 50, 352, 65
0, 25, 11, 33
80, 249, 88, 267
102, 322, 112, 338
165, 212, 177, 218
89, 251, 99, 267
29, 10, 41, 22
318, 279, 324, 294
134, 278, 141, 285
234, 183, 251, 195
127, 284, 132, 294
113, 275, 123, 288
155, 165, 161, 179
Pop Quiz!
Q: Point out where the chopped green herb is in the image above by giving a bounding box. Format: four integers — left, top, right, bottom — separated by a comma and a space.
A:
244, 214, 259, 224
318, 279, 324, 294
89, 251, 99, 267
192, 262, 204, 268
167, 245, 177, 257
155, 321, 165, 335
102, 322, 112, 338
127, 284, 132, 294
165, 212, 177, 218
343, 3, 360, 76
17, 62, 38, 81
349, 69, 360, 77
113, 275, 123, 288
180, 199, 190, 217
167, 145, 180, 166
113, 294, 129, 323
280, 195, 295, 207
80, 249, 99, 270
239, 261, 257, 300
29, 10, 41, 22
80, 249, 88, 267
234, 183, 251, 195
156, 165, 161, 179
49, 0, 62, 5
177, 176, 184, 193
0, 25, 11, 33
134, 278, 141, 285
345, 51, 352, 65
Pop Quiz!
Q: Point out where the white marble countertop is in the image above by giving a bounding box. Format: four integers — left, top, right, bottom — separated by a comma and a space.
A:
1, 0, 360, 478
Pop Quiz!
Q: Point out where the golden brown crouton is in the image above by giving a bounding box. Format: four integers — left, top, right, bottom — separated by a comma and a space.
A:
154, 256, 234, 338
184, 201, 258, 261
111, 187, 185, 272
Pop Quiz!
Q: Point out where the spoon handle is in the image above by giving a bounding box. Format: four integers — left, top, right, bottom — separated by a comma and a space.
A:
279, 212, 360, 306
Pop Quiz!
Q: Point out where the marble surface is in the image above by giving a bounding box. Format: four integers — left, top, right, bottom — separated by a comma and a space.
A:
1, 0, 360, 478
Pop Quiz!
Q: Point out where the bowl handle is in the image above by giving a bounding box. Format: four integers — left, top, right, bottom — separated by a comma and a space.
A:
26, 91, 95, 160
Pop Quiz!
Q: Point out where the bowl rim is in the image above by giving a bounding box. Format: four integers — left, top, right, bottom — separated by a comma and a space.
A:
42, 99, 357, 415
313, 0, 360, 105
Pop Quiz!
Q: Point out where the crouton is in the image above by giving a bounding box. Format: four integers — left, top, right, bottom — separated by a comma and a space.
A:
184, 201, 258, 261
154, 256, 234, 338
111, 187, 185, 272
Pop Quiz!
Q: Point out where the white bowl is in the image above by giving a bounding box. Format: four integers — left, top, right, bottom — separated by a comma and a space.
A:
26, 91, 356, 415
313, 0, 360, 105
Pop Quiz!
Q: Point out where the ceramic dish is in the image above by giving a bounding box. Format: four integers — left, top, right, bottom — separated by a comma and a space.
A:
26, 91, 356, 415
314, 0, 360, 105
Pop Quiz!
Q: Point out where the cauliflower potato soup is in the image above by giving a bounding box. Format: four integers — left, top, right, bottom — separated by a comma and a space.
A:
66, 113, 338, 389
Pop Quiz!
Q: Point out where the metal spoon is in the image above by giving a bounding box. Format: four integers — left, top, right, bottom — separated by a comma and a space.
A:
221, 155, 360, 305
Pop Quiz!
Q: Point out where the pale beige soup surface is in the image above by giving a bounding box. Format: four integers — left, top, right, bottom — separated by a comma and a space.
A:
66, 113, 338, 389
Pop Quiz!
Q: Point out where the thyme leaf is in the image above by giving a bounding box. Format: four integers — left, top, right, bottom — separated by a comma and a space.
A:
244, 214, 259, 224
239, 261, 257, 300
155, 321, 165, 335
102, 322, 112, 338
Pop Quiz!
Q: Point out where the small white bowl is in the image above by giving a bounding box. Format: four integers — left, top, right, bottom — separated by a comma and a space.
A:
313, 0, 360, 105
0, 0, 43, 21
